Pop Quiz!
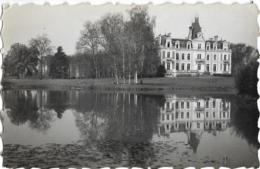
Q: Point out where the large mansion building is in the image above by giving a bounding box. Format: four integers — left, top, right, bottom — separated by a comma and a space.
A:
157, 17, 232, 77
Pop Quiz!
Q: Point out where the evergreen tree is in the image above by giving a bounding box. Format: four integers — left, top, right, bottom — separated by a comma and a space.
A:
49, 46, 69, 79
156, 65, 166, 77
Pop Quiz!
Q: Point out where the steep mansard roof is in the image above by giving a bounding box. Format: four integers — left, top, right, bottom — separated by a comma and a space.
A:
171, 38, 191, 48
159, 17, 229, 48
159, 35, 227, 49
205, 40, 228, 49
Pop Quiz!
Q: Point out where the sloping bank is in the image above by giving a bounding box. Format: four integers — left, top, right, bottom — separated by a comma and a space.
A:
2, 77, 237, 95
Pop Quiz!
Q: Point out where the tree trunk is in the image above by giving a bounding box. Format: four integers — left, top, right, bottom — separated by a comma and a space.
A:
122, 48, 125, 84
134, 93, 137, 107
40, 58, 43, 79
95, 66, 98, 79
134, 71, 138, 84
114, 62, 119, 85
128, 73, 131, 84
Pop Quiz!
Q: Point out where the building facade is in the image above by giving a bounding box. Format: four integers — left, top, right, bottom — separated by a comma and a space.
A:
158, 17, 232, 77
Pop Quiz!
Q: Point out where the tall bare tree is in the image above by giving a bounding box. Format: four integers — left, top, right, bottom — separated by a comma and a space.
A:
74, 6, 159, 82
29, 34, 52, 79
100, 13, 125, 84
76, 21, 102, 78
126, 6, 158, 83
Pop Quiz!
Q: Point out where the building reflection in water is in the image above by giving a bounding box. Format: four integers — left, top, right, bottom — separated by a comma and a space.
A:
158, 95, 231, 152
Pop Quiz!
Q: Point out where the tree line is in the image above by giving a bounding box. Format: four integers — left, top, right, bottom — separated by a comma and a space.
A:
3, 6, 160, 84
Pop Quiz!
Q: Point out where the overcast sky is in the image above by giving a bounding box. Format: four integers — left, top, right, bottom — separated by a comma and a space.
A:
3, 3, 258, 55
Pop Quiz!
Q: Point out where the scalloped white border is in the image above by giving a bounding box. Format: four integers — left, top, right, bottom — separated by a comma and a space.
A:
0, 0, 259, 169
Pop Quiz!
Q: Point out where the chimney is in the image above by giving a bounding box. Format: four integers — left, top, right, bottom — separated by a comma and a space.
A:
188, 26, 192, 40
195, 16, 199, 23
214, 35, 218, 41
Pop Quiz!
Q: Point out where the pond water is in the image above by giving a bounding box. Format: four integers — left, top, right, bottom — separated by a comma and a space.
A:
2, 89, 259, 168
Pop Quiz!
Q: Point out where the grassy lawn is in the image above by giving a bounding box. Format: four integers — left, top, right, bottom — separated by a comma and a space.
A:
2, 76, 237, 94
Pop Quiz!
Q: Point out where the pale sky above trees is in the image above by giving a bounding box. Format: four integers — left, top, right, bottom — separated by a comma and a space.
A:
3, 3, 258, 55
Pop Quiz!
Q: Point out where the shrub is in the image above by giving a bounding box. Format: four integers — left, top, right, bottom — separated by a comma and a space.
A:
234, 59, 258, 97
213, 73, 232, 77
176, 74, 192, 77
156, 65, 166, 77
203, 71, 210, 76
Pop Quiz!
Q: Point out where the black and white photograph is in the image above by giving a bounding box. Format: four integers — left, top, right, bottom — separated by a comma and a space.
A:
1, 2, 259, 168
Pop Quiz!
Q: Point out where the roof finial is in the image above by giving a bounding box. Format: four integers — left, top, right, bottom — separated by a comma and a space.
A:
195, 13, 199, 22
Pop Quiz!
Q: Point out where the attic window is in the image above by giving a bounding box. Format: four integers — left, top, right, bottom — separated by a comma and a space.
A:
213, 43, 217, 50
175, 41, 180, 49
206, 43, 210, 50
198, 44, 201, 49
187, 43, 191, 49
167, 42, 170, 47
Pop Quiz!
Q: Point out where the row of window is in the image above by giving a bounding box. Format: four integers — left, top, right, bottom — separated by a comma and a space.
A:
164, 100, 218, 110
206, 54, 230, 61
161, 111, 229, 121
162, 121, 227, 131
163, 51, 191, 60
162, 51, 230, 61
205, 63, 229, 72
162, 112, 190, 121
166, 41, 229, 51
164, 61, 229, 72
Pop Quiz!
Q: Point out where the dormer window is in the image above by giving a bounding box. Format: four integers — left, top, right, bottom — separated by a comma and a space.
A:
167, 42, 170, 48
198, 44, 201, 50
213, 43, 217, 50
206, 42, 210, 50
187, 41, 192, 49
175, 41, 180, 49
223, 42, 228, 50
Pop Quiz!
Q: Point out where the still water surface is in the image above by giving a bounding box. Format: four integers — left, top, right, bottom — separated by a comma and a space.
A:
2, 90, 259, 168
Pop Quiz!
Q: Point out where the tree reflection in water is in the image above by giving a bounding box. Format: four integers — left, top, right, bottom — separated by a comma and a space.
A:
3, 90, 69, 132
3, 90, 55, 132
47, 90, 69, 118
2, 90, 259, 168
73, 92, 165, 167
231, 96, 259, 148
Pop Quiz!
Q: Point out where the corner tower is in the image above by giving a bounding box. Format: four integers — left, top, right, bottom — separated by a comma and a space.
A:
188, 17, 202, 40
